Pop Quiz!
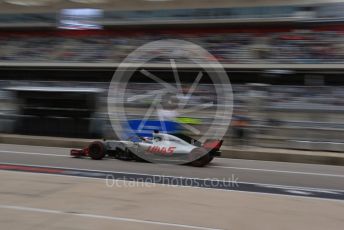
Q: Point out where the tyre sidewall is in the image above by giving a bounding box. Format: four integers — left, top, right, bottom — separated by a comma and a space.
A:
88, 141, 106, 160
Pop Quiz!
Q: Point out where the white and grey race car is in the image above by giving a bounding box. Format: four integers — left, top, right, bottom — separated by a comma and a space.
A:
71, 131, 223, 167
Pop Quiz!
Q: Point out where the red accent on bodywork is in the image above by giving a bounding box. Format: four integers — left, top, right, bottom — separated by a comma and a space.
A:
70, 148, 89, 157
167, 147, 176, 155
203, 140, 223, 151
147, 146, 176, 155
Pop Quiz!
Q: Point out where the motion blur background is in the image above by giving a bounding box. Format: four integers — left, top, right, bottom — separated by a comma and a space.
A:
0, 0, 344, 152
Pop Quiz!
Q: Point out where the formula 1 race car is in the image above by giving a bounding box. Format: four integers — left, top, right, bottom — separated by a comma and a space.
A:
71, 131, 223, 167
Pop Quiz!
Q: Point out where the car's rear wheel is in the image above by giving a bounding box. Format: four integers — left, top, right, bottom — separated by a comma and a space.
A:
209, 155, 214, 161
191, 154, 211, 167
88, 141, 106, 160
190, 148, 211, 167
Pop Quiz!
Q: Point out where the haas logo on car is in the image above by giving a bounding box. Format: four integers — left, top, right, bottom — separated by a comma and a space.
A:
146, 146, 176, 155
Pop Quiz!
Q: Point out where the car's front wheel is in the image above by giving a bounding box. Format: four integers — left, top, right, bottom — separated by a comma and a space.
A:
88, 141, 106, 160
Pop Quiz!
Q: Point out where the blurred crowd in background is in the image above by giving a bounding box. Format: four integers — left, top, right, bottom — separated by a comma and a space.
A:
0, 29, 343, 64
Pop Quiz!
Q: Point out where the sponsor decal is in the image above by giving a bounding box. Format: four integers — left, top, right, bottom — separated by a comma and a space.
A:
146, 146, 176, 155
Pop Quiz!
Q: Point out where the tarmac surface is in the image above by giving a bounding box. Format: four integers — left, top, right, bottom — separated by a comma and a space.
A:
1, 143, 344, 229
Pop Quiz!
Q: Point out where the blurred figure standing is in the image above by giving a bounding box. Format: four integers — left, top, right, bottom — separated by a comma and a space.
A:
231, 110, 250, 147
247, 83, 269, 125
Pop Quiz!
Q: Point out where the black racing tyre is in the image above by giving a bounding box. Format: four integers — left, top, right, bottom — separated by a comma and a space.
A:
191, 154, 211, 167
190, 148, 211, 167
208, 156, 214, 163
88, 141, 106, 160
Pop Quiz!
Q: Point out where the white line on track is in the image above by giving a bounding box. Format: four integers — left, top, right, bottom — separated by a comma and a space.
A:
1, 161, 344, 194
2, 149, 344, 178
0, 150, 66, 157
255, 184, 341, 194
0, 143, 71, 150
0, 204, 222, 230
285, 190, 312, 196
210, 165, 344, 178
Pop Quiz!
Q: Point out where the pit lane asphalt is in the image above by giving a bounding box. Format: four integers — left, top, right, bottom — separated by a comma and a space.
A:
0, 143, 343, 199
